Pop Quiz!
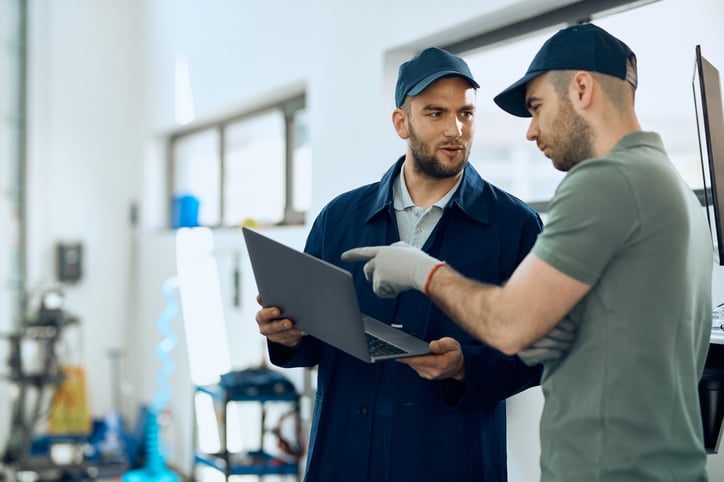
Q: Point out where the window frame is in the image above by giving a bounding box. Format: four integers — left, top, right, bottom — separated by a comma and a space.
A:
166, 93, 307, 228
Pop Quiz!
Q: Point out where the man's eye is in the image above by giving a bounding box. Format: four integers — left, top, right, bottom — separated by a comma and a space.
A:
429, 111, 442, 118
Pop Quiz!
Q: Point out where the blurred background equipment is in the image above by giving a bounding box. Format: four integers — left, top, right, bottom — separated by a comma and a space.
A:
0, 287, 134, 481
55, 242, 83, 284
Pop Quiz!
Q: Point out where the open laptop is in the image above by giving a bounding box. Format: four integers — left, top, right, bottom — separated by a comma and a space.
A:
242, 227, 431, 363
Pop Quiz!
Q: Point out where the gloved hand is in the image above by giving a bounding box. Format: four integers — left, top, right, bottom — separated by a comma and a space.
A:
517, 317, 576, 366
341, 241, 443, 298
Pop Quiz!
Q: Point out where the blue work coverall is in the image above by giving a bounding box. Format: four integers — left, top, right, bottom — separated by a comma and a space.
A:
268, 157, 543, 482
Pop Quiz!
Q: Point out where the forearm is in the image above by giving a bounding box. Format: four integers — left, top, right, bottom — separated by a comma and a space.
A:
343, 243, 587, 355
426, 264, 526, 355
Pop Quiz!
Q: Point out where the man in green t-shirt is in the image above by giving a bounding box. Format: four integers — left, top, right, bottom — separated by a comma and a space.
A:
343, 23, 713, 481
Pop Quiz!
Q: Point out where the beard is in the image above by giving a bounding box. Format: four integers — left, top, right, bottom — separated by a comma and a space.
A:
407, 120, 469, 179
544, 96, 595, 172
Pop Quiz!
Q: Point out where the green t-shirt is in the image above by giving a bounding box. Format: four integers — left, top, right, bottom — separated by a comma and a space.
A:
532, 132, 712, 481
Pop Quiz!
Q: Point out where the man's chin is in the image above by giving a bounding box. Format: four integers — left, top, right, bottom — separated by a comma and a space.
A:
551, 158, 574, 172
415, 156, 466, 179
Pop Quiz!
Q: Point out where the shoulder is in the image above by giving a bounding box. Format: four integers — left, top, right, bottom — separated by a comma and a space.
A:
487, 182, 540, 217
560, 156, 630, 193
309, 180, 386, 242
460, 166, 541, 226
318, 181, 382, 217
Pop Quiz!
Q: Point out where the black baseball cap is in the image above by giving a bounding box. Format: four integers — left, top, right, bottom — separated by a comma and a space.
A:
395, 47, 480, 108
494, 23, 638, 117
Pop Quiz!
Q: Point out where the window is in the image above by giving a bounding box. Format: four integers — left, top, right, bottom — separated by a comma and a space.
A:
169, 95, 308, 228
462, 30, 566, 210
173, 128, 221, 226
449, 0, 724, 212
224, 111, 285, 226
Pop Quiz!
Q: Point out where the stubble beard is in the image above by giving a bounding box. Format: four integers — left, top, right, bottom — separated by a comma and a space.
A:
547, 96, 595, 172
408, 121, 469, 179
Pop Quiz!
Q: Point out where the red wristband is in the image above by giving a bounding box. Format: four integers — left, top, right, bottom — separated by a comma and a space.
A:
423, 262, 447, 297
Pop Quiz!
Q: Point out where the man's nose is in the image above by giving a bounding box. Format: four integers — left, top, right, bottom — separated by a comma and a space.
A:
526, 118, 538, 142
444, 117, 463, 138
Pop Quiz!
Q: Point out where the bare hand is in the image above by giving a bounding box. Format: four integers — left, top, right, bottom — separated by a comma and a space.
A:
255, 295, 306, 348
397, 337, 465, 381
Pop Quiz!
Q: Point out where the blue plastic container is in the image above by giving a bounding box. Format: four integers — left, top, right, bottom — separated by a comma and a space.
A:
171, 194, 199, 228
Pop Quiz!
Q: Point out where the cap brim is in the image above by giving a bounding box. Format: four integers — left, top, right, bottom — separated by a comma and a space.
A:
407, 70, 480, 98
493, 71, 543, 118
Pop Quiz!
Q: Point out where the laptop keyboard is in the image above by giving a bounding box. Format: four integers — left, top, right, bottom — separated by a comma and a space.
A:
365, 332, 407, 357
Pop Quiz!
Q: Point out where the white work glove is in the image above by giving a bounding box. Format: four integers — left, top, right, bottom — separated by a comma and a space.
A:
341, 241, 442, 298
517, 317, 576, 366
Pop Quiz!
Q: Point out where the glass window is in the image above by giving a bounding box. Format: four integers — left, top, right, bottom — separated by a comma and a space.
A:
592, 0, 724, 190
464, 30, 567, 204
168, 96, 308, 228
172, 128, 221, 226
461, 0, 724, 207
292, 109, 311, 215
224, 111, 286, 226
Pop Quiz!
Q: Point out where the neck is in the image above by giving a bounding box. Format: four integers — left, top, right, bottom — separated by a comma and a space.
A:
591, 110, 642, 157
402, 159, 461, 209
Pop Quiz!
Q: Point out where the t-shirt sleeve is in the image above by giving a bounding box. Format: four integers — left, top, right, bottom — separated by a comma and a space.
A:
532, 160, 639, 286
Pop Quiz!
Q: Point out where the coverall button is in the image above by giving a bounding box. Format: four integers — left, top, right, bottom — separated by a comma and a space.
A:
358, 406, 368, 415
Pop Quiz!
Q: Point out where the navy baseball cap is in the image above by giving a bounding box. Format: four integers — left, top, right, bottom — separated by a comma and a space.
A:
395, 47, 480, 108
494, 23, 638, 117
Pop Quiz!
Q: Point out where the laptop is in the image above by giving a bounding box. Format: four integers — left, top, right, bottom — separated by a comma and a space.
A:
242, 227, 431, 363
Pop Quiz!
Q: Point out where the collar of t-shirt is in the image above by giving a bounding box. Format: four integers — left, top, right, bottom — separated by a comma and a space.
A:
392, 163, 462, 248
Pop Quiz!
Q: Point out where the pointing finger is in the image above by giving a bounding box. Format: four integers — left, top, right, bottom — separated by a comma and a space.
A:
341, 246, 382, 262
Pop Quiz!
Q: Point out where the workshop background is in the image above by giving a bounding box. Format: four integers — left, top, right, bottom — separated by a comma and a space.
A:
2, 0, 724, 481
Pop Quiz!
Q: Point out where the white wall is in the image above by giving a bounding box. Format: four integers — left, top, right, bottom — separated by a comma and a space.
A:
10, 0, 724, 480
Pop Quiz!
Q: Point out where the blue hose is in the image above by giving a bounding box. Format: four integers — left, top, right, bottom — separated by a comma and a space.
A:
150, 277, 179, 415
122, 277, 180, 482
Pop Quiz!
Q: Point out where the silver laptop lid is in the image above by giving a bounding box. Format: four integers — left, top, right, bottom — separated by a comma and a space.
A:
242, 227, 373, 362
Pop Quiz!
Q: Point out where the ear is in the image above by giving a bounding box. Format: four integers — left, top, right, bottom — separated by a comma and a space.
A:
571, 71, 595, 109
392, 108, 409, 139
